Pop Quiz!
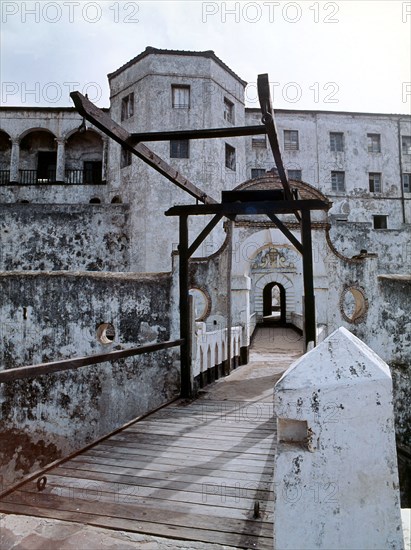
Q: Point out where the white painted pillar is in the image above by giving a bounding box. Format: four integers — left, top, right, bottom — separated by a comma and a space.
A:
273, 327, 403, 550
10, 138, 20, 183
55, 138, 65, 182
231, 275, 251, 347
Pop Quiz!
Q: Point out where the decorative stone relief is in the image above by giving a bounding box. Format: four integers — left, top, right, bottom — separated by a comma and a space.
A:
251, 245, 297, 272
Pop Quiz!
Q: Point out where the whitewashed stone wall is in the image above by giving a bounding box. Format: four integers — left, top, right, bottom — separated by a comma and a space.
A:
273, 327, 403, 549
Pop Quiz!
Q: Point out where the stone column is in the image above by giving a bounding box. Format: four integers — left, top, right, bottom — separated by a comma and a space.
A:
55, 138, 65, 183
272, 327, 403, 549
10, 138, 20, 183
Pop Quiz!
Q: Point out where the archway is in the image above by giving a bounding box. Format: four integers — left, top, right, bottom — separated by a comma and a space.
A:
0, 130, 11, 184
65, 129, 103, 184
263, 282, 286, 324
19, 129, 57, 183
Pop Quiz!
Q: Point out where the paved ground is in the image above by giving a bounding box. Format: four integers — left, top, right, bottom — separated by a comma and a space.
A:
0, 515, 232, 550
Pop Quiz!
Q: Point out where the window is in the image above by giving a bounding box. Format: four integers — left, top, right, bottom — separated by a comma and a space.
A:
373, 215, 387, 229
172, 85, 190, 109
225, 144, 236, 171
330, 132, 344, 152
252, 136, 267, 148
367, 133, 381, 153
402, 136, 411, 155
121, 93, 134, 121
251, 168, 266, 178
120, 147, 132, 168
403, 173, 411, 192
170, 140, 189, 159
402, 173, 411, 192
284, 130, 299, 150
288, 169, 302, 181
224, 97, 234, 123
331, 171, 345, 192
369, 172, 382, 193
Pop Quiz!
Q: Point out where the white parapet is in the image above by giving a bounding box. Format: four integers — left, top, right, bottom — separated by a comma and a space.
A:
273, 326, 404, 550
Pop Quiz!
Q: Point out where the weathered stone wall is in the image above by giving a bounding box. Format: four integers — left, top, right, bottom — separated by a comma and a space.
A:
245, 108, 411, 228
108, 49, 246, 272
0, 272, 179, 491
329, 221, 409, 272
0, 204, 130, 271
377, 276, 411, 450
188, 237, 231, 327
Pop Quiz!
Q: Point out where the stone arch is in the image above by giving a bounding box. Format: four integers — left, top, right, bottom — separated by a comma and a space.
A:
232, 228, 300, 277
254, 273, 295, 323
207, 346, 212, 384
19, 127, 57, 141
0, 130, 12, 178
214, 342, 219, 366
19, 129, 58, 183
63, 127, 102, 141
263, 281, 286, 324
65, 129, 103, 184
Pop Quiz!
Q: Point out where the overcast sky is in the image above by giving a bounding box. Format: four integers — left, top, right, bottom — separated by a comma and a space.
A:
1, 0, 410, 114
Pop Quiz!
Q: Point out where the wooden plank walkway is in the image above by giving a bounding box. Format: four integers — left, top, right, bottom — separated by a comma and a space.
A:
0, 327, 302, 549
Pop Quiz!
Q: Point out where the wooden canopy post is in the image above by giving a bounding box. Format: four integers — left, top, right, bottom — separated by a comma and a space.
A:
301, 209, 316, 348
178, 214, 192, 398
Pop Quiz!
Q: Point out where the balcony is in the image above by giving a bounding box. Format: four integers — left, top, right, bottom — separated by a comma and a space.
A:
65, 168, 104, 185
0, 170, 10, 184
5, 169, 106, 185
19, 169, 56, 184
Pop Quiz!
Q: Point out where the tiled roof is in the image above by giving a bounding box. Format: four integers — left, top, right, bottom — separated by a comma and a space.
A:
107, 46, 247, 86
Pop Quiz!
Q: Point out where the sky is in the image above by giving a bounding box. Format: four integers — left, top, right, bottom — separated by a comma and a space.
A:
0, 0, 410, 114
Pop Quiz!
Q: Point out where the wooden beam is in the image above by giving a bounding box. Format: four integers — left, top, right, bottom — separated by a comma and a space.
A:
165, 199, 329, 217
70, 92, 217, 205
0, 340, 184, 383
257, 74, 301, 222
179, 215, 192, 398
187, 214, 224, 258
266, 213, 303, 254
130, 125, 267, 143
301, 209, 316, 348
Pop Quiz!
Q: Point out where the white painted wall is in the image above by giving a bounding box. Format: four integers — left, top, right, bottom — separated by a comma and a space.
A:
273, 327, 403, 549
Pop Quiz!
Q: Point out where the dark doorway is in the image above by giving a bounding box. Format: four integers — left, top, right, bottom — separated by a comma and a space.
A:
37, 151, 56, 182
84, 161, 103, 184
263, 282, 286, 324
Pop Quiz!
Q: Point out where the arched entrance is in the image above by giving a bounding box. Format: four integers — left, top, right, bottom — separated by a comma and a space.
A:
263, 282, 286, 324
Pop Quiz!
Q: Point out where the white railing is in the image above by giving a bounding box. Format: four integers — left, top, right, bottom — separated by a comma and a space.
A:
192, 324, 242, 380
